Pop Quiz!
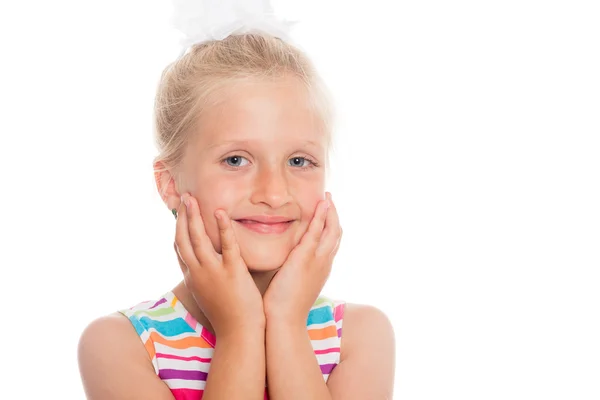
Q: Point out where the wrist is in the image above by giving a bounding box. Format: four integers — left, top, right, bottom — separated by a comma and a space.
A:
263, 297, 313, 325
265, 312, 306, 331
216, 316, 266, 339
217, 322, 266, 343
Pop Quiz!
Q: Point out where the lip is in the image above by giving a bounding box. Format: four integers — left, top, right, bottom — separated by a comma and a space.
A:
236, 215, 294, 224
234, 219, 294, 235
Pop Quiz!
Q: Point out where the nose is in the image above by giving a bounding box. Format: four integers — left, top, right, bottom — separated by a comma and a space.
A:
250, 165, 292, 209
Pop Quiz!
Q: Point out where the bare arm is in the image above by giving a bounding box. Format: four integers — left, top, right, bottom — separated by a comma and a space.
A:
78, 314, 175, 400
174, 194, 268, 398
265, 318, 332, 400
265, 304, 395, 400
326, 304, 396, 399
202, 323, 266, 399
78, 313, 266, 400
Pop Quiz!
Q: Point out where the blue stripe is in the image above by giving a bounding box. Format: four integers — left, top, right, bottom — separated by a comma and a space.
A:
138, 316, 196, 336
125, 314, 147, 336
307, 305, 333, 326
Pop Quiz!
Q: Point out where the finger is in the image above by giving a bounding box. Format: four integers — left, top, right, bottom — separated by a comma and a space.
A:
215, 210, 242, 269
317, 192, 342, 258
174, 241, 189, 275
182, 195, 216, 267
330, 227, 343, 257
300, 196, 330, 251
186, 195, 220, 266
174, 196, 200, 271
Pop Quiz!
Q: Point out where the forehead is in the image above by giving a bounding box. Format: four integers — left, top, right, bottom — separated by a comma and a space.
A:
194, 77, 325, 150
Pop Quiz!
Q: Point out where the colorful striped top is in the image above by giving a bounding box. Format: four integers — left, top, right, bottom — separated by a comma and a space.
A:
119, 291, 345, 400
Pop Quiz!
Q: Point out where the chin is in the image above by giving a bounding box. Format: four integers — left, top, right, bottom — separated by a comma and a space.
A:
231, 221, 303, 272
239, 246, 290, 272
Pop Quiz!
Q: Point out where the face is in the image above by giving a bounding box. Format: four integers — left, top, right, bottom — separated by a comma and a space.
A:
181, 77, 327, 272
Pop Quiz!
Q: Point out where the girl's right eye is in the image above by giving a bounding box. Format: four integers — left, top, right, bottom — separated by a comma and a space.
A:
223, 155, 249, 168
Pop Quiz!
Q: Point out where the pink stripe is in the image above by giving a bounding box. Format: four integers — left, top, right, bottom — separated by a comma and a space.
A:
171, 388, 204, 400
156, 352, 212, 363
333, 303, 345, 322
201, 326, 216, 348
314, 347, 340, 355
184, 311, 196, 329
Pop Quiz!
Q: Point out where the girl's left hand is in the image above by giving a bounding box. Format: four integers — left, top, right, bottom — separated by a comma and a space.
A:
263, 192, 342, 325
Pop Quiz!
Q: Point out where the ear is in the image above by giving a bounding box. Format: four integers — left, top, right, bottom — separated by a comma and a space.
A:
153, 160, 182, 211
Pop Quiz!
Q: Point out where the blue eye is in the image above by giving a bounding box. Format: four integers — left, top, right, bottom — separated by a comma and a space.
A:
222, 155, 318, 169
288, 157, 314, 168
225, 156, 249, 167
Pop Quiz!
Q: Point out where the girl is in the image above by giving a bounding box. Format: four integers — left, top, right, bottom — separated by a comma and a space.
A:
77, 5, 395, 399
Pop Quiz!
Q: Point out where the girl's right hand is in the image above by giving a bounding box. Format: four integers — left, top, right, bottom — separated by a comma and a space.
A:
174, 193, 265, 338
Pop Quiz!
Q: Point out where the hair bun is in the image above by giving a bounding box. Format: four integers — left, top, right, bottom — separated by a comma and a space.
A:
171, 0, 296, 55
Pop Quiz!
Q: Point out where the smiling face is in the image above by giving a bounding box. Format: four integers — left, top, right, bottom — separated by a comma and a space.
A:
180, 76, 328, 272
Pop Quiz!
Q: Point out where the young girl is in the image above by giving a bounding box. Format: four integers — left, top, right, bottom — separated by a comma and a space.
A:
77, 4, 395, 399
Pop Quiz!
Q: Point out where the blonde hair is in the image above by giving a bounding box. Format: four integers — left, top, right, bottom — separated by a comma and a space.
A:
153, 32, 336, 193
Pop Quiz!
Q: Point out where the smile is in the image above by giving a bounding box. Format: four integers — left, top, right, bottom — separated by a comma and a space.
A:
234, 219, 293, 234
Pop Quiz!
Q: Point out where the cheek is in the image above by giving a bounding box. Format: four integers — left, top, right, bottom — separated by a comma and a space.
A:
193, 173, 241, 213
301, 191, 326, 216
191, 184, 241, 253
296, 191, 327, 232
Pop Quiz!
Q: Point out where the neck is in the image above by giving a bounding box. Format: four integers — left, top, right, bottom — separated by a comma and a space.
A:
249, 268, 279, 296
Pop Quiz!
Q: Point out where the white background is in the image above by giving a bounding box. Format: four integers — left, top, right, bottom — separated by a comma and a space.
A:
1, 0, 599, 398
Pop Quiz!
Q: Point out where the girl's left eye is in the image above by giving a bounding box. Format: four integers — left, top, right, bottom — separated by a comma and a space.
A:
288, 157, 315, 168
223, 156, 317, 169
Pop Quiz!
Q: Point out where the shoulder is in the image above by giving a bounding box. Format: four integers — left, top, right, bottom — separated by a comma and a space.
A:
340, 303, 395, 360
77, 313, 172, 399
78, 313, 147, 364
326, 303, 396, 398
342, 303, 393, 329
77, 313, 152, 382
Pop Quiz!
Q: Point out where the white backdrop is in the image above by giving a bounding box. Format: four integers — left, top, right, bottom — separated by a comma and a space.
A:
1, 0, 599, 398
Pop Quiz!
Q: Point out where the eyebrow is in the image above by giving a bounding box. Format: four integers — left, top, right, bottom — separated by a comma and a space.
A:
206, 139, 321, 151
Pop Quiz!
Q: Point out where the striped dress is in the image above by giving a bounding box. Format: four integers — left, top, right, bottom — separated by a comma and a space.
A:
119, 291, 345, 399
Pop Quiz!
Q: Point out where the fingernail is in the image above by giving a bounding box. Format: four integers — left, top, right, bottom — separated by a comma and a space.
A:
181, 194, 189, 210
215, 210, 222, 220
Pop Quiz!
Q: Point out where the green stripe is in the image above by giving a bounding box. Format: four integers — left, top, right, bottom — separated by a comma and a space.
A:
312, 296, 334, 309
131, 307, 176, 318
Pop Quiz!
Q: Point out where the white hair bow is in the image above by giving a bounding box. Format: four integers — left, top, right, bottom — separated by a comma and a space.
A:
171, 0, 296, 56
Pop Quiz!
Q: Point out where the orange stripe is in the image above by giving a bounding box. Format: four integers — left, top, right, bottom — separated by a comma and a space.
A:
150, 332, 213, 349
170, 297, 178, 307
308, 325, 337, 340
144, 338, 156, 359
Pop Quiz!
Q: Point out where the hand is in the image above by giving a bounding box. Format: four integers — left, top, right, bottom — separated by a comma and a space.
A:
174, 193, 265, 338
263, 192, 342, 325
